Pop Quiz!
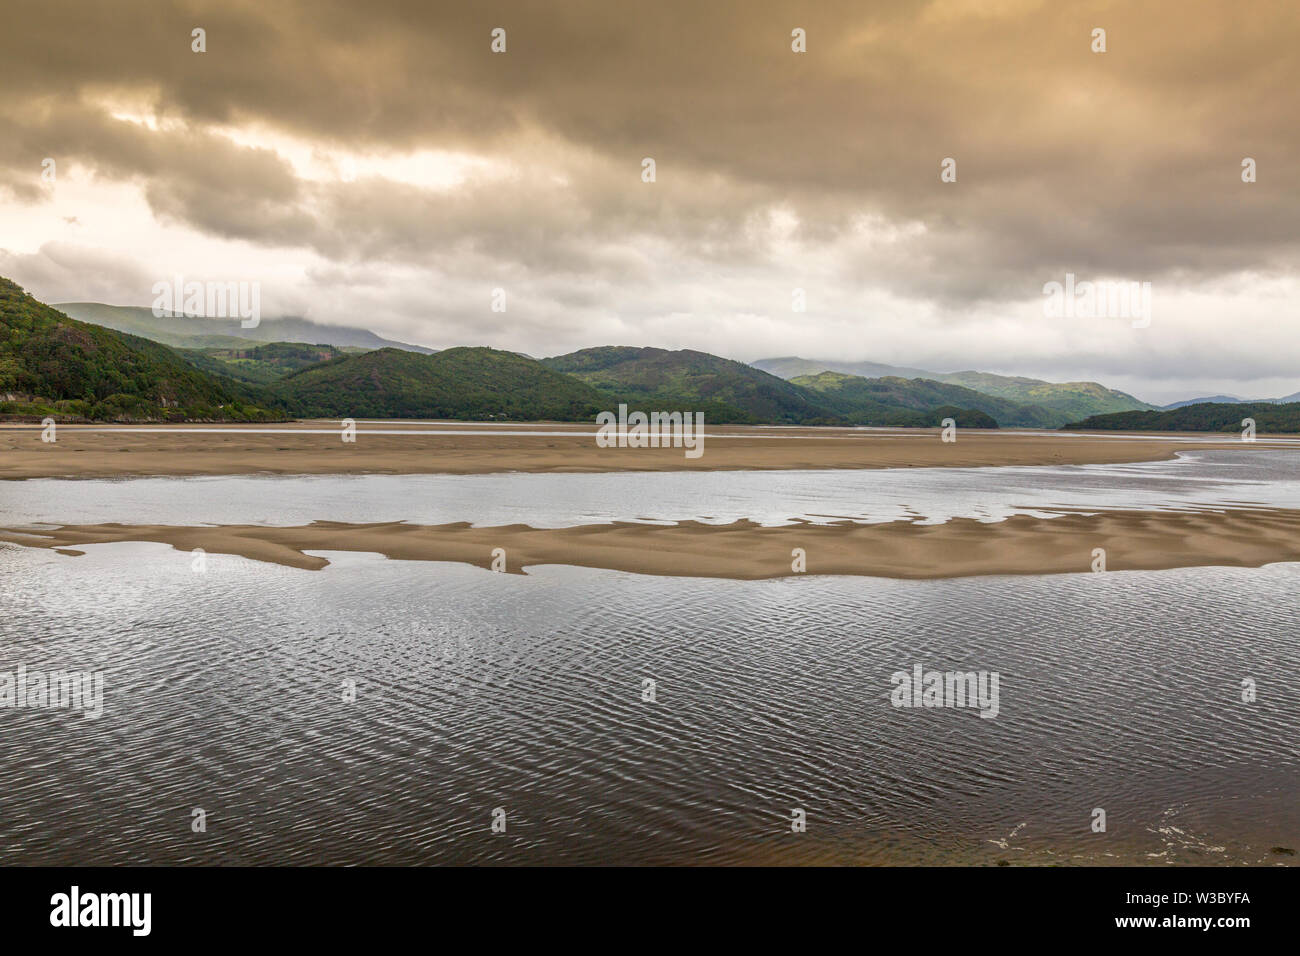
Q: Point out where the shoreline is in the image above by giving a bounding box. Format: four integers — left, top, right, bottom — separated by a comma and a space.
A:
0, 421, 1265, 480
6, 507, 1300, 579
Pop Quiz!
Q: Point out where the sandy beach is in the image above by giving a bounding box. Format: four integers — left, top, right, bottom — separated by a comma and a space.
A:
6, 507, 1300, 579
0, 420, 1262, 480
3, 422, 1296, 580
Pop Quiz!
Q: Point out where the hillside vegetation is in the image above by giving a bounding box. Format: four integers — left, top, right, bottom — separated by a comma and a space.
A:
1065, 402, 1300, 434
542, 347, 1008, 427
937, 371, 1152, 421
754, 355, 1152, 424
751, 356, 932, 381
178, 342, 353, 385
543, 346, 843, 424
271, 346, 610, 420
1163, 391, 1300, 409
55, 301, 434, 353
793, 372, 1045, 427
19, 284, 1173, 429
0, 278, 278, 421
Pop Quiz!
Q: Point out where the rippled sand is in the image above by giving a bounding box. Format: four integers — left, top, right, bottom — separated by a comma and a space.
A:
6, 506, 1300, 578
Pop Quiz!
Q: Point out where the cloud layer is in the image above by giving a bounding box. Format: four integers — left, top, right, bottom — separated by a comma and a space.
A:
1, 0, 1298, 402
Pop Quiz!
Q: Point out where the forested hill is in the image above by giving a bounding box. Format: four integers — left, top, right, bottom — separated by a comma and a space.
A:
271, 346, 610, 420
0, 277, 278, 421
1065, 402, 1300, 434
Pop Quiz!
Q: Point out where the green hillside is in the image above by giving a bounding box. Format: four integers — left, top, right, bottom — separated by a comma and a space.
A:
753, 355, 1152, 424
542, 346, 842, 424
930, 405, 998, 429
937, 371, 1152, 421
1065, 402, 1300, 434
55, 301, 435, 354
0, 278, 279, 422
178, 342, 351, 385
272, 346, 610, 420
8, 282, 1165, 428
752, 356, 935, 381
793, 372, 1049, 427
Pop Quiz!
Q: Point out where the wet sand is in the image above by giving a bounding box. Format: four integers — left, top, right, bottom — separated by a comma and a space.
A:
0, 420, 1258, 479
4, 422, 1295, 579
6, 507, 1300, 579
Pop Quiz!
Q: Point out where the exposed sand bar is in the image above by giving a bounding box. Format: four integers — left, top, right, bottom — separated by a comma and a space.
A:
0, 420, 1263, 479
5, 508, 1300, 579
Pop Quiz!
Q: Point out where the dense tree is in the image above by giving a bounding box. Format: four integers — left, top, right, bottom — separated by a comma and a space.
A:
1065, 403, 1300, 434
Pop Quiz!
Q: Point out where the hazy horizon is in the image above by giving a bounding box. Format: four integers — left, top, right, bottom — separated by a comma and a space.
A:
34, 294, 1288, 406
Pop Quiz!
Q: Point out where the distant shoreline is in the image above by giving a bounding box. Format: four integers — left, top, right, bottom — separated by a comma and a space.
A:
0, 420, 1274, 481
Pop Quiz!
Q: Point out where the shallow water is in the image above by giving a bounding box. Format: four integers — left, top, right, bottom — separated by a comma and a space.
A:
0, 542, 1296, 865
4, 449, 1300, 529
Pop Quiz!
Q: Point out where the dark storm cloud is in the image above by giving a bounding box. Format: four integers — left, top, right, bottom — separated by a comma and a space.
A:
2, 0, 1297, 299
1, 0, 1298, 399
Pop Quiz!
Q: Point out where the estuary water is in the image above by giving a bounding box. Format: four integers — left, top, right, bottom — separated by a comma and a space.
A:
0, 445, 1297, 865
0, 544, 1296, 865
3, 448, 1300, 529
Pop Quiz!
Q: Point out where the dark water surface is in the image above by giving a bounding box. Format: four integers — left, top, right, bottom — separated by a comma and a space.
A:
1, 542, 1296, 865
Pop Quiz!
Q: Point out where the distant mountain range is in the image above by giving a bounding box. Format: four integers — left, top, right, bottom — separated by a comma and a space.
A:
542, 347, 996, 426
791, 371, 1050, 428
4, 287, 1292, 430
754, 356, 1154, 425
752, 356, 935, 381
1162, 392, 1300, 409
54, 302, 435, 354
542, 346, 836, 424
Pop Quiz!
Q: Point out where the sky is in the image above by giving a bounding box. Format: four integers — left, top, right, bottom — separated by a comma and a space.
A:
1, 0, 1297, 404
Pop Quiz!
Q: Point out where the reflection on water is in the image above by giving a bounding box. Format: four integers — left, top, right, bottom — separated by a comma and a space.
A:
4, 449, 1300, 529
1, 542, 1296, 865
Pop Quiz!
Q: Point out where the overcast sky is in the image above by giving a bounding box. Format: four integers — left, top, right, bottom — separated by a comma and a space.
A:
2, 0, 1297, 403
